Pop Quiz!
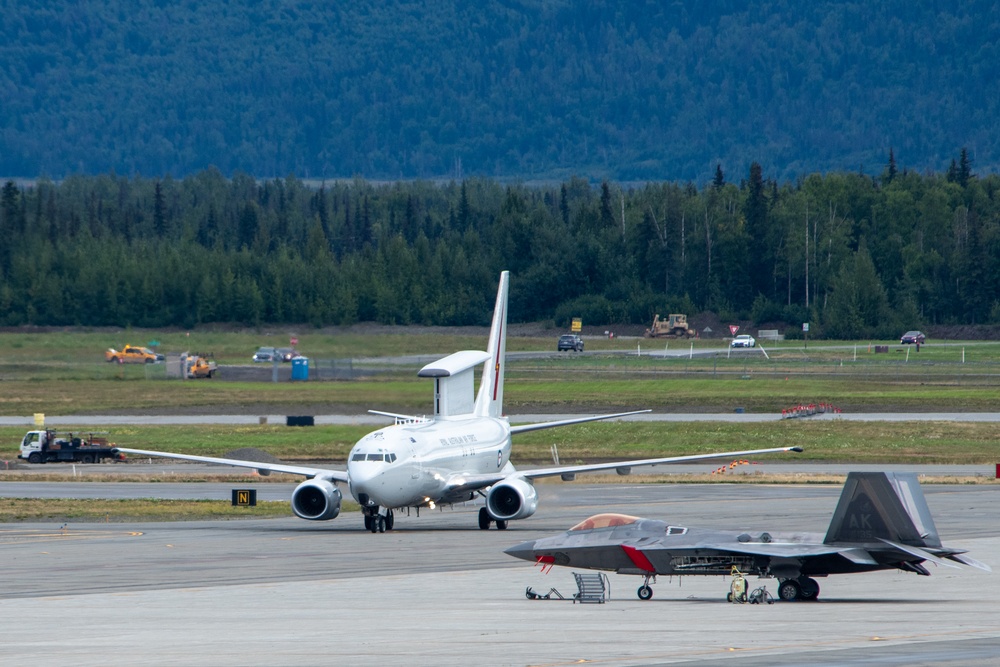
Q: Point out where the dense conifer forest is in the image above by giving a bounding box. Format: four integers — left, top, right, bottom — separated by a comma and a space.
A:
2, 153, 997, 337
1, 1, 997, 181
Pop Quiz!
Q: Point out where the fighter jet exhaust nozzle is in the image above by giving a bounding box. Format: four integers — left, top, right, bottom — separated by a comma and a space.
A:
486, 477, 538, 521
291, 479, 343, 521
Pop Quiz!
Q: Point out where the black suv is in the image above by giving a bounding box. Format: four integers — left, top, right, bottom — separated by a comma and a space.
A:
557, 334, 584, 352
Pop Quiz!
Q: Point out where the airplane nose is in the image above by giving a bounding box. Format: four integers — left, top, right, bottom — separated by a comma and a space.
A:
503, 540, 537, 562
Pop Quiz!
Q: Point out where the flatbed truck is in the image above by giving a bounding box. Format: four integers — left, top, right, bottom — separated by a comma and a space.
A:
18, 429, 126, 464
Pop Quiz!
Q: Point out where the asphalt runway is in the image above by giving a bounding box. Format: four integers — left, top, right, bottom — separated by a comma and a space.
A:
2, 482, 997, 666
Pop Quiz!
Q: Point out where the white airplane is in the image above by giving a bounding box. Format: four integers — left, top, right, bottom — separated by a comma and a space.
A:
117, 271, 801, 532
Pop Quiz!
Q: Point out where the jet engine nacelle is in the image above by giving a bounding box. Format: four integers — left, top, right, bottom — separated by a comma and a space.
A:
486, 477, 538, 521
291, 479, 342, 521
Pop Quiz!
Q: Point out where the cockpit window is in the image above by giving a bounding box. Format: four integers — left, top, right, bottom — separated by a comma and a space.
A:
352, 451, 397, 463
569, 513, 641, 531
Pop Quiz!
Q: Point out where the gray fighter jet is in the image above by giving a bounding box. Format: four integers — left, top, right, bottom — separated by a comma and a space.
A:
505, 472, 990, 601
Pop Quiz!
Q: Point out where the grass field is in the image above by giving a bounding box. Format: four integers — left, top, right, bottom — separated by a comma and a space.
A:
0, 497, 295, 522
3, 328, 1000, 522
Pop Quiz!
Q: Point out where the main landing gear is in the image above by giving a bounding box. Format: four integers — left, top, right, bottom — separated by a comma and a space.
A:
363, 509, 395, 533
777, 577, 820, 601
478, 507, 508, 530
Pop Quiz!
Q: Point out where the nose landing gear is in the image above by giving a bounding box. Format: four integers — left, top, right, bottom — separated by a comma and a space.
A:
363, 508, 394, 533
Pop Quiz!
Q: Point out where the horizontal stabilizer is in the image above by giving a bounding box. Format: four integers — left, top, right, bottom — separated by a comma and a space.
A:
877, 538, 960, 569
948, 553, 992, 572
510, 410, 651, 435
368, 410, 431, 424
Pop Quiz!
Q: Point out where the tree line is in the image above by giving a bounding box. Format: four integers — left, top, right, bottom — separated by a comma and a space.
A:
1, 153, 998, 338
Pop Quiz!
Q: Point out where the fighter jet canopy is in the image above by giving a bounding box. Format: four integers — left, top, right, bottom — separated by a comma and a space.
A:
569, 513, 642, 531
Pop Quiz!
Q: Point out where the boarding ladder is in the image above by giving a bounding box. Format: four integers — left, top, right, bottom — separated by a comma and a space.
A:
572, 572, 610, 604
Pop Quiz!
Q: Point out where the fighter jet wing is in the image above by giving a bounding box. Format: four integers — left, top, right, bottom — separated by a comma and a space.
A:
703, 541, 863, 559
517, 446, 803, 480
877, 538, 961, 569
114, 447, 349, 482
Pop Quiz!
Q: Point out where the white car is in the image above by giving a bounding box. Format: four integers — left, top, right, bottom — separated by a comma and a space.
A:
731, 334, 756, 348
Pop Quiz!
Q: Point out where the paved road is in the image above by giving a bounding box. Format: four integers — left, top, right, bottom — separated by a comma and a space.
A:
1, 482, 996, 666
4, 411, 1000, 426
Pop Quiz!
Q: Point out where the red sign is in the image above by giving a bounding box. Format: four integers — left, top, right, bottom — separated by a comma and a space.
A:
290, 337, 298, 346
729, 325, 740, 335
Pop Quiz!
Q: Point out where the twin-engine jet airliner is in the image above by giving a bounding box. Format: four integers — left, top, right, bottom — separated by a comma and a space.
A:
117, 271, 801, 532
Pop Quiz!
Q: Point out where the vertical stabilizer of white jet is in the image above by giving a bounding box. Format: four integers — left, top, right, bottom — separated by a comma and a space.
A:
475, 271, 509, 418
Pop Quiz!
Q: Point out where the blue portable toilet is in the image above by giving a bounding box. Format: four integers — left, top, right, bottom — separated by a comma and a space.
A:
291, 356, 309, 381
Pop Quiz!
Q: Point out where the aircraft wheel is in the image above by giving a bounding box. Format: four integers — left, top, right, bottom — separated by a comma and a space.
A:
496, 519, 508, 530
726, 592, 732, 602
385, 510, 394, 531
478, 507, 491, 530
376, 516, 386, 533
798, 577, 820, 600
637, 585, 653, 601
364, 515, 373, 531
777, 579, 801, 602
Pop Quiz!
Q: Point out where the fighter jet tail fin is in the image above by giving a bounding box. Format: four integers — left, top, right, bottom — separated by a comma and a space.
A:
823, 472, 942, 548
474, 271, 509, 418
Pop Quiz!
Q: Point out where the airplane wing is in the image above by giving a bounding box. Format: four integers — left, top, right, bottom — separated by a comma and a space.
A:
434, 445, 803, 496
510, 410, 651, 434
114, 447, 349, 482
517, 446, 803, 480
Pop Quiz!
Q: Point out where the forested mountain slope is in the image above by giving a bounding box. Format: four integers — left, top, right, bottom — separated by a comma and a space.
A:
1, 1, 996, 181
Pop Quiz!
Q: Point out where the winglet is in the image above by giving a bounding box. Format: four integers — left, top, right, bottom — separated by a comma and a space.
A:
475, 271, 509, 418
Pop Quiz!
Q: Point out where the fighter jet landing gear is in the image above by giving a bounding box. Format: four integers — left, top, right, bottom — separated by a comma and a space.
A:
777, 577, 820, 601
364, 509, 394, 533
478, 507, 508, 530
636, 574, 656, 600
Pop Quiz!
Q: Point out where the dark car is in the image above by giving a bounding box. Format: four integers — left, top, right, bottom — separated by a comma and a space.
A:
253, 346, 278, 362
900, 331, 926, 345
276, 347, 299, 362
557, 334, 584, 352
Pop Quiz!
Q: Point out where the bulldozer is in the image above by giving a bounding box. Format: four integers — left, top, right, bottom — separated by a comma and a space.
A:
644, 313, 696, 338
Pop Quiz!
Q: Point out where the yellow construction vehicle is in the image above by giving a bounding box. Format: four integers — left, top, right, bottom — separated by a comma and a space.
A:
644, 313, 695, 338
186, 355, 218, 378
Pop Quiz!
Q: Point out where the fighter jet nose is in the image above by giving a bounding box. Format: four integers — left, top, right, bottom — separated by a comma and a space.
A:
503, 540, 537, 561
